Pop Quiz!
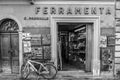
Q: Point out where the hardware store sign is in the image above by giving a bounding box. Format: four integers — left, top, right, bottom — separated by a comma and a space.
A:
35, 5, 114, 16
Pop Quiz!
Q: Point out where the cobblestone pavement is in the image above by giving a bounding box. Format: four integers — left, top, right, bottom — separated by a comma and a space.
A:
0, 72, 119, 80
0, 77, 118, 80
0, 74, 118, 80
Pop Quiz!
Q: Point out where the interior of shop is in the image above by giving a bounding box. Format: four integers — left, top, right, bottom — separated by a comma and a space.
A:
57, 22, 88, 72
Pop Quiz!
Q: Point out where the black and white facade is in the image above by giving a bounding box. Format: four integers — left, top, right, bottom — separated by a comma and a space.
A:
0, 0, 120, 77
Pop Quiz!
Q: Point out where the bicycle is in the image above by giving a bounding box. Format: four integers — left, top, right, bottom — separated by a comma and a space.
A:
21, 54, 57, 79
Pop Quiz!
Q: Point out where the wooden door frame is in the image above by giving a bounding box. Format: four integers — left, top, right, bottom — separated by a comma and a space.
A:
0, 32, 19, 73
0, 33, 11, 73
85, 24, 93, 72
0, 16, 22, 74
51, 16, 100, 76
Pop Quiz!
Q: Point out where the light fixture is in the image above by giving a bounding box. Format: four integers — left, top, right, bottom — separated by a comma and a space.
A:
29, 0, 35, 5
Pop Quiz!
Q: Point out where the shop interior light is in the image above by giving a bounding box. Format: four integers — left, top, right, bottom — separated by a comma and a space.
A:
74, 24, 86, 32
74, 27, 86, 32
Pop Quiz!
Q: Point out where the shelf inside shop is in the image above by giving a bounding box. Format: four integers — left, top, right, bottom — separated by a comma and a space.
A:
116, 24, 120, 26
114, 63, 120, 64
115, 43, 120, 45
114, 56, 120, 58
115, 18, 120, 19
116, 9, 120, 10
78, 37, 86, 40
115, 50, 120, 52
77, 32, 86, 35
31, 44, 51, 47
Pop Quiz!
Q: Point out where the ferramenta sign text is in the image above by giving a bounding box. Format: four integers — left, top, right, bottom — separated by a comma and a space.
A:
35, 6, 113, 15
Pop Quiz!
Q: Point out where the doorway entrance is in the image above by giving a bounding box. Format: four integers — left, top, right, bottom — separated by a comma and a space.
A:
51, 16, 100, 75
57, 22, 93, 72
0, 19, 19, 73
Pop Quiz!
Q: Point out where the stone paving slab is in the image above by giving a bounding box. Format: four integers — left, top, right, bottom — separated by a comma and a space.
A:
0, 73, 118, 80
0, 76, 118, 80
0, 78, 117, 80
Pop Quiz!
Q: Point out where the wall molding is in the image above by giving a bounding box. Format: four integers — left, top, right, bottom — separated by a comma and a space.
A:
0, 1, 115, 5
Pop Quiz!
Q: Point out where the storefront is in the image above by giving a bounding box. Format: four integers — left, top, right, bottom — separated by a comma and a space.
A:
0, 0, 118, 77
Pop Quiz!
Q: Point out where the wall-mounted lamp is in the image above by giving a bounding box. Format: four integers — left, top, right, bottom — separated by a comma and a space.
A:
29, 0, 35, 5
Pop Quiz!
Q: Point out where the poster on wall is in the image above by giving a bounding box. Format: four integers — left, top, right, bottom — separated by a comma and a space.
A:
22, 33, 31, 40
31, 47, 43, 59
107, 36, 115, 47
42, 34, 51, 45
43, 46, 51, 59
100, 36, 107, 47
31, 34, 41, 46
23, 41, 31, 53
101, 47, 114, 71
101, 28, 115, 36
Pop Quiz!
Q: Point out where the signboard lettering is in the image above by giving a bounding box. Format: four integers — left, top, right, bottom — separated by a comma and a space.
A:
35, 6, 112, 15
91, 7, 97, 15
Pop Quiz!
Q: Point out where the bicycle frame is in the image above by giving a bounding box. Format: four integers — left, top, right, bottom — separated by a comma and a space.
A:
24, 59, 49, 74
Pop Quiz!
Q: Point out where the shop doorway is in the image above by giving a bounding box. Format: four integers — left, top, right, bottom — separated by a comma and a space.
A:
57, 22, 93, 72
0, 19, 19, 73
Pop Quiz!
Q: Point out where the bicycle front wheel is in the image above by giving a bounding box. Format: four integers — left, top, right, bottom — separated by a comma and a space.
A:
42, 64, 57, 79
21, 64, 30, 79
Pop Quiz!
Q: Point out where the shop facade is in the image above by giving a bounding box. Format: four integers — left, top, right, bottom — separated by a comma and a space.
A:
0, 0, 119, 77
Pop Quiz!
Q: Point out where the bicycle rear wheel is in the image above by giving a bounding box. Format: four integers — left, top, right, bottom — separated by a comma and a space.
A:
41, 64, 57, 79
21, 64, 30, 79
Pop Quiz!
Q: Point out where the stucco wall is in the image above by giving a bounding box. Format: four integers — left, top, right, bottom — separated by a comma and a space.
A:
0, 4, 115, 28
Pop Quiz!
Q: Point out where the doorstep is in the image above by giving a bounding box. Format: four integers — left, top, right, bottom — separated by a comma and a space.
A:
0, 73, 20, 80
0, 71, 116, 80
56, 71, 115, 79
